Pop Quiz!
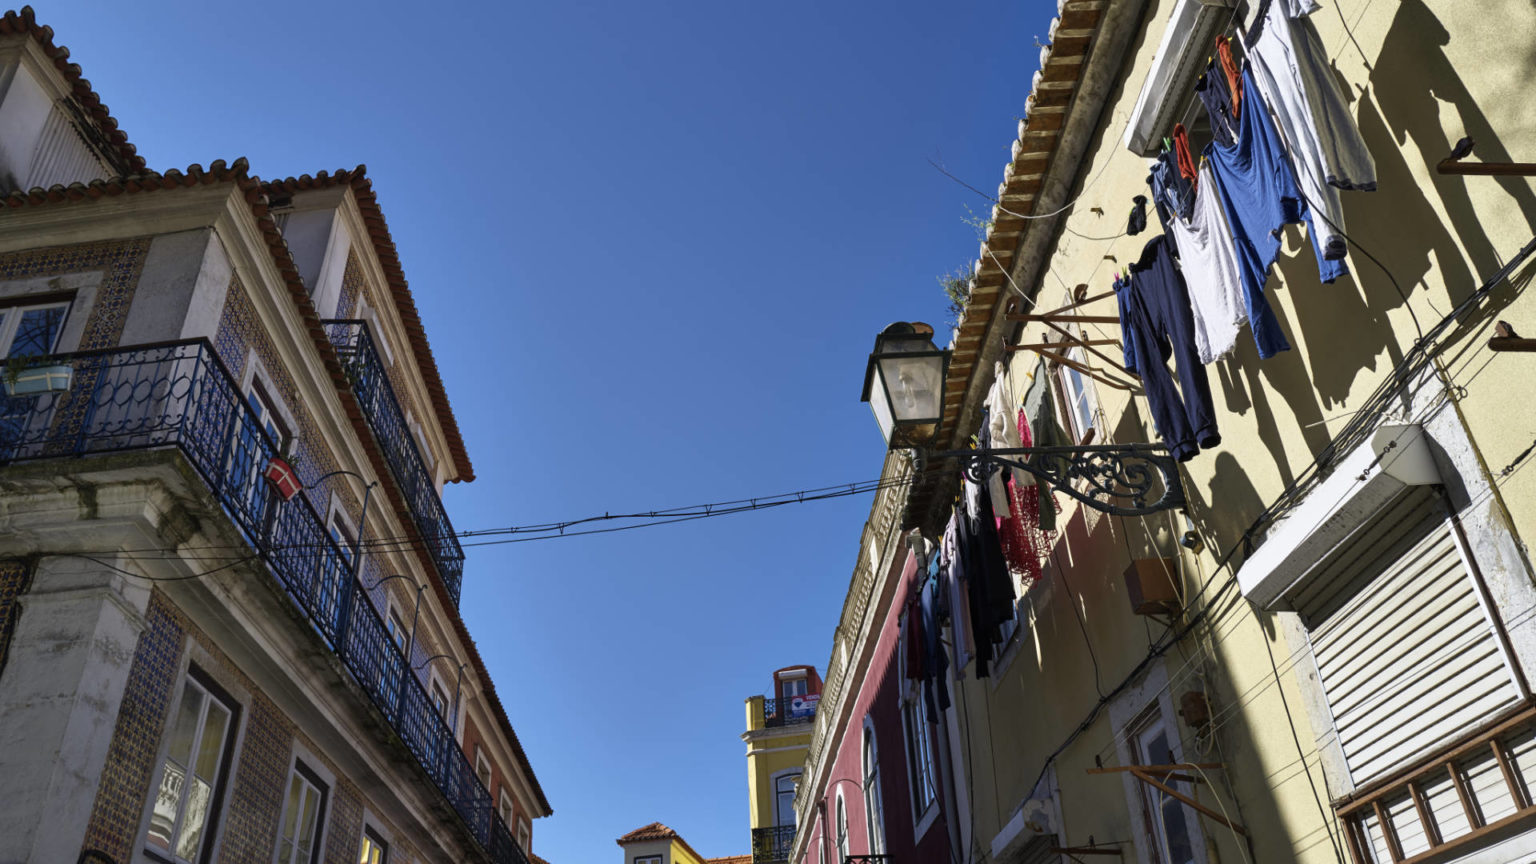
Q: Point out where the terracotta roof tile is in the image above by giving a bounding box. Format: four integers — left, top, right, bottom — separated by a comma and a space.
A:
262, 169, 474, 483
617, 823, 680, 844
0, 160, 551, 817
706, 856, 751, 864
0, 7, 144, 174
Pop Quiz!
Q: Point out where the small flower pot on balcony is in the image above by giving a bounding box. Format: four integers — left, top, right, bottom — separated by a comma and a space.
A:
264, 457, 303, 501
3, 364, 72, 396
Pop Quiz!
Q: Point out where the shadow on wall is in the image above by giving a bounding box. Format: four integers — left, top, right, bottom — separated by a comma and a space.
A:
1368, 0, 1536, 287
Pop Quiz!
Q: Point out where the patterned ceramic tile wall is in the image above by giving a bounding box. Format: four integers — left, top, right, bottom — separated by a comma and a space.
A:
79, 590, 186, 863
212, 275, 357, 520
0, 237, 151, 350
218, 695, 290, 864
324, 778, 364, 864
80, 584, 432, 863
0, 558, 34, 680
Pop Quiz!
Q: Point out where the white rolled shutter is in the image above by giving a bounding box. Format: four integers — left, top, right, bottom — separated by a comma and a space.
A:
1298, 492, 1520, 786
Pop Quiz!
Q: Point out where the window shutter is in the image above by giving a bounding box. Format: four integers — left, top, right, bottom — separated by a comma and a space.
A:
1300, 494, 1521, 786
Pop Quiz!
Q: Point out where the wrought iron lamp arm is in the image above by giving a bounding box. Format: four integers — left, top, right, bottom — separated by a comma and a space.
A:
921, 443, 1185, 516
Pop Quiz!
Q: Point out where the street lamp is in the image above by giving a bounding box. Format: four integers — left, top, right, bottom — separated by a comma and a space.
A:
860, 321, 1185, 516
264, 464, 381, 640
861, 322, 950, 450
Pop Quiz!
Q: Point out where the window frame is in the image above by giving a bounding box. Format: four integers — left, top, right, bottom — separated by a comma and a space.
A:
357, 824, 388, 864
0, 297, 71, 359
771, 768, 802, 828
274, 758, 330, 864
517, 818, 531, 851
1052, 346, 1099, 446
834, 790, 849, 863
498, 789, 515, 826
1109, 662, 1208, 864
475, 744, 493, 790
862, 719, 886, 855
634, 857, 662, 864
896, 611, 939, 836
142, 664, 242, 864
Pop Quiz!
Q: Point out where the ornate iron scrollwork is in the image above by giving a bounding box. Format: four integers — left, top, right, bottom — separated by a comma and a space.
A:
927, 444, 1185, 516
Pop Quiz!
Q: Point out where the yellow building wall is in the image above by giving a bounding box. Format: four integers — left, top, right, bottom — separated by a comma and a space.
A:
948, 0, 1536, 860
745, 696, 813, 830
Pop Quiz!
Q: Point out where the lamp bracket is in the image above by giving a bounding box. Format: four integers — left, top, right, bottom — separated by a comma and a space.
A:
925, 444, 1185, 516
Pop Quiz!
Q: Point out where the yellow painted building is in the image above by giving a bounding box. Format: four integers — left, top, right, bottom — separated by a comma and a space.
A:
792, 0, 1536, 863
744, 666, 821, 864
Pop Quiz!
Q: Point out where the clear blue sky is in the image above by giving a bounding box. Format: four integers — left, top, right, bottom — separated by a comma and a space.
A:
54, 2, 1055, 861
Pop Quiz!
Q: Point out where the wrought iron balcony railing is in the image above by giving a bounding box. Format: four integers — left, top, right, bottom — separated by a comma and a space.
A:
324, 320, 465, 605
0, 340, 521, 864
762, 694, 817, 728
751, 826, 795, 864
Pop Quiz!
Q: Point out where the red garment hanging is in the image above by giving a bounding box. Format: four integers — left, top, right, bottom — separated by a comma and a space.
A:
1173, 123, 1199, 191
1217, 36, 1243, 120
997, 409, 1058, 591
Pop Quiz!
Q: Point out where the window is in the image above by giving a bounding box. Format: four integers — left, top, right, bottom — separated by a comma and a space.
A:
834, 792, 849, 863
405, 412, 435, 473
498, 790, 514, 825
1055, 347, 1098, 445
862, 722, 886, 855
635, 857, 661, 864
517, 818, 531, 851
897, 613, 938, 825
781, 676, 808, 699
1122, 0, 1229, 154
774, 772, 801, 827
275, 760, 329, 864
357, 827, 387, 864
475, 745, 493, 789
0, 299, 68, 359
227, 374, 290, 527
145, 668, 239, 864
386, 607, 408, 654
328, 508, 357, 570
1131, 710, 1196, 864
431, 679, 449, 718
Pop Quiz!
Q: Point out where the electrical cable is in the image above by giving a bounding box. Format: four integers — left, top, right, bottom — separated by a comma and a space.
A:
1051, 543, 1104, 698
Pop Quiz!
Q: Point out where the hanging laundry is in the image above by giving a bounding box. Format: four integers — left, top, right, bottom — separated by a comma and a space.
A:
1173, 124, 1199, 188
1217, 36, 1244, 121
986, 362, 1033, 491
1247, 0, 1375, 192
919, 575, 951, 721
1115, 236, 1221, 461
1246, 0, 1375, 281
941, 514, 976, 671
977, 407, 1012, 517
1148, 149, 1196, 230
957, 477, 1016, 678
1203, 68, 1303, 359
1196, 60, 1239, 148
1168, 164, 1249, 363
1128, 194, 1149, 235
1021, 362, 1068, 531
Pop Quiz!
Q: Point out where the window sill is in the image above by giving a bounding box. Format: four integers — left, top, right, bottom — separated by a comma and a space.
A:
913, 801, 940, 842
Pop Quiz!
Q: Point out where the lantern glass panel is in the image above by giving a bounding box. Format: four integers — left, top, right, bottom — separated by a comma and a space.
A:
869, 377, 896, 444
877, 353, 943, 425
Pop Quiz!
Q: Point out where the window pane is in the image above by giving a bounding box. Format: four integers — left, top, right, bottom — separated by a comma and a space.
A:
175, 775, 212, 861
146, 760, 186, 853
195, 701, 230, 780
8, 306, 65, 357
168, 682, 203, 766
298, 783, 320, 855
281, 774, 304, 844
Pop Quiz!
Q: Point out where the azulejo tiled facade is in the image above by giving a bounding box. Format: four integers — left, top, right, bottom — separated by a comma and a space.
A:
0, 237, 151, 350
80, 590, 185, 863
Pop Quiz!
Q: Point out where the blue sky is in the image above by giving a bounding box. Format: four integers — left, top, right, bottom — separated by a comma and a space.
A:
54, 1, 1055, 860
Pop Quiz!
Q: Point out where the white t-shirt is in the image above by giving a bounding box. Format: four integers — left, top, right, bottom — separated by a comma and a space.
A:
1169, 165, 1248, 364
1248, 0, 1376, 258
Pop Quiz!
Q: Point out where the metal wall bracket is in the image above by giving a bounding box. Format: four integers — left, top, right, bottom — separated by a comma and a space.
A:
923, 444, 1185, 516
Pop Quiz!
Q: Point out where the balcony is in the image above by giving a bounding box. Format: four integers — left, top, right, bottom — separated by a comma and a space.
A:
324, 320, 465, 605
763, 694, 817, 728
0, 339, 522, 864
751, 826, 795, 864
